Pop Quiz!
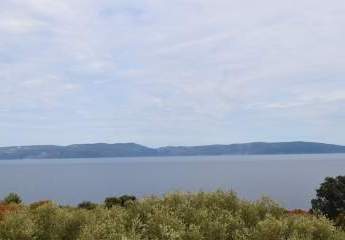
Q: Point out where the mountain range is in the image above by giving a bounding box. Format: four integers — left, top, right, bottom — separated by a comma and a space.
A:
1, 141, 345, 160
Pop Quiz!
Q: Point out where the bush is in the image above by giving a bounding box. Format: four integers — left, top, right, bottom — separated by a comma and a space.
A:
30, 202, 88, 240
0, 210, 34, 240
0, 191, 344, 240
311, 176, 345, 220
78, 201, 97, 210
3, 193, 22, 204
30, 200, 52, 210
104, 195, 136, 208
104, 197, 121, 209
0, 203, 20, 221
335, 213, 345, 230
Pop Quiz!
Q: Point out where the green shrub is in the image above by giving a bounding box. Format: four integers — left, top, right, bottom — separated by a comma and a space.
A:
335, 213, 345, 230
3, 193, 22, 204
78, 201, 97, 210
0, 191, 344, 240
104, 195, 136, 208
311, 176, 345, 220
0, 210, 34, 240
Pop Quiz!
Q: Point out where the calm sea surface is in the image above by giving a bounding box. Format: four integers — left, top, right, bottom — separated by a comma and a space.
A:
1, 154, 345, 209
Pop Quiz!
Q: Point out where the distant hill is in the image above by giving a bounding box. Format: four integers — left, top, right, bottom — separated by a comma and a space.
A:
0, 141, 345, 160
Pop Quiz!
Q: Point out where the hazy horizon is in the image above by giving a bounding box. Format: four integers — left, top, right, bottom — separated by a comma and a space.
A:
1, 0, 344, 147
1, 140, 345, 149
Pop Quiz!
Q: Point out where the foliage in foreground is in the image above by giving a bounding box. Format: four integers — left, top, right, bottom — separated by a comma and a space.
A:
0, 191, 344, 240
312, 176, 345, 221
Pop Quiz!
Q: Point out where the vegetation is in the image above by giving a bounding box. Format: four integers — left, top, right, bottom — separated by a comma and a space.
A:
78, 201, 97, 210
3, 193, 22, 205
105, 195, 137, 208
0, 191, 344, 240
312, 176, 345, 229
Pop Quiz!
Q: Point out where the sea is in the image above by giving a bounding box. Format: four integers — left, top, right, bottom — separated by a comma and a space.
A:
1, 154, 345, 209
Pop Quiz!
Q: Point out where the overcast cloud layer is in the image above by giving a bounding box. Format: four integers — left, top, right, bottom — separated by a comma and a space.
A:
0, 0, 344, 147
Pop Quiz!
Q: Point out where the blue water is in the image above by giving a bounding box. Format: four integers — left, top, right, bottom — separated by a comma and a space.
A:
1, 154, 345, 209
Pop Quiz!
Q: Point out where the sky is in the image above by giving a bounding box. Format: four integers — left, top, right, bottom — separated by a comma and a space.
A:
0, 0, 345, 147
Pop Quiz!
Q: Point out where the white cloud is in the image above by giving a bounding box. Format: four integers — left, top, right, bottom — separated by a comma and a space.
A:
0, 0, 344, 146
